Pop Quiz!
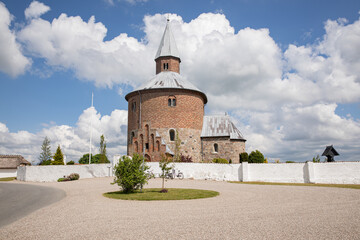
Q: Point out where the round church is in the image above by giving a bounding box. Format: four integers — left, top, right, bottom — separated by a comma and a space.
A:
125, 20, 246, 163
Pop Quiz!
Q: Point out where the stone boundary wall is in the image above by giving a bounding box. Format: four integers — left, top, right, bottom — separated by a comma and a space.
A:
17, 160, 360, 184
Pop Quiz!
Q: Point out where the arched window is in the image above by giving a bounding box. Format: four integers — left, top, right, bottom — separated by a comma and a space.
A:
168, 96, 176, 107
132, 102, 136, 112
130, 132, 134, 143
151, 134, 154, 152
214, 143, 218, 153
169, 129, 175, 141
156, 140, 160, 151
140, 134, 144, 153
134, 141, 138, 152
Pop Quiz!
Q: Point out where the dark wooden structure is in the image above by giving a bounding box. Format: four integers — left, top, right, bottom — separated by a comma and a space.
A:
322, 145, 339, 162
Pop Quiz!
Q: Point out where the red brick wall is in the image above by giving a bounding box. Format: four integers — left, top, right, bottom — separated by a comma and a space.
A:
155, 56, 180, 74
127, 89, 205, 157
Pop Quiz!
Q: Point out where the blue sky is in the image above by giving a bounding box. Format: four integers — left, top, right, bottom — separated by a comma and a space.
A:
0, 0, 359, 163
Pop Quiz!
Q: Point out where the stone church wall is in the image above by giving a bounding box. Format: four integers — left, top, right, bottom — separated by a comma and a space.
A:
201, 137, 246, 163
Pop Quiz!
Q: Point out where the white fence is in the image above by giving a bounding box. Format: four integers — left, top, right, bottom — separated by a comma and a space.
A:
17, 161, 360, 184
0, 169, 17, 178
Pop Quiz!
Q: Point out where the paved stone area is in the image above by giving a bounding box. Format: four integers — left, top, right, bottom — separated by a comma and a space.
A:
0, 178, 359, 239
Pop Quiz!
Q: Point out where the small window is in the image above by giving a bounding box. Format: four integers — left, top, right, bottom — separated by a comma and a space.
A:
145, 143, 149, 150
130, 132, 134, 143
168, 96, 176, 107
214, 143, 218, 153
163, 63, 169, 70
132, 102, 136, 112
169, 129, 175, 141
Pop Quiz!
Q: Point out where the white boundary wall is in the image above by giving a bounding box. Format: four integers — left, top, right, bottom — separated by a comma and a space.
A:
0, 169, 17, 178
17, 161, 360, 184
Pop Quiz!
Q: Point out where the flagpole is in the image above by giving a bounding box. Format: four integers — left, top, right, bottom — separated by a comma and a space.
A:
89, 92, 93, 164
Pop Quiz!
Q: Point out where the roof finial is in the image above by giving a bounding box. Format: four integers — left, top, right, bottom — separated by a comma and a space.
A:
167, 14, 170, 22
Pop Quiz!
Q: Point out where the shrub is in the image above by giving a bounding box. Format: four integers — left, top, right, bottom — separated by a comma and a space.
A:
240, 152, 248, 163
57, 177, 68, 182
67, 161, 75, 165
113, 154, 150, 193
286, 161, 295, 163
40, 160, 52, 165
249, 150, 265, 163
180, 154, 193, 162
212, 158, 228, 164
69, 173, 80, 180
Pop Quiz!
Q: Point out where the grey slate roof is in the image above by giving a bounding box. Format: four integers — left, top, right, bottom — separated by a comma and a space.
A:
0, 155, 31, 169
201, 115, 246, 141
155, 20, 180, 61
134, 71, 199, 92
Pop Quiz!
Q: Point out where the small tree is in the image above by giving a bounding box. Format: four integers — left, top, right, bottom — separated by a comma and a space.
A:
79, 153, 93, 164
312, 155, 320, 162
240, 152, 248, 163
99, 134, 108, 163
113, 154, 150, 193
39, 136, 52, 165
159, 155, 173, 190
249, 150, 265, 163
52, 145, 64, 165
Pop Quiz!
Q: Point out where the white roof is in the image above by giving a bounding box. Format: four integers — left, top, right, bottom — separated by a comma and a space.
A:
201, 115, 246, 140
155, 20, 180, 60
134, 71, 200, 92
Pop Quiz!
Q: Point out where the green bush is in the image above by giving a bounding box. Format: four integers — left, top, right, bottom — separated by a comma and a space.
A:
113, 154, 150, 193
249, 150, 265, 163
69, 173, 80, 180
286, 161, 295, 163
57, 177, 69, 182
40, 160, 52, 165
78, 153, 110, 164
240, 152, 249, 163
212, 158, 229, 164
67, 161, 75, 165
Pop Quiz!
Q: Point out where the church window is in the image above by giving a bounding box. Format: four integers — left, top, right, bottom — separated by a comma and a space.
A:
168, 96, 176, 107
145, 143, 149, 150
169, 129, 175, 141
132, 102, 136, 112
163, 63, 169, 70
214, 143, 218, 153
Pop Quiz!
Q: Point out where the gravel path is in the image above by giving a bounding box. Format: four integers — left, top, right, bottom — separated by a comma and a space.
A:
0, 178, 359, 240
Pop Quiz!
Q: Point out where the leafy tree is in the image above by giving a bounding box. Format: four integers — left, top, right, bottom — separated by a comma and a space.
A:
52, 145, 64, 165
67, 161, 75, 165
78, 153, 109, 164
39, 136, 52, 165
159, 155, 173, 190
249, 150, 265, 163
239, 152, 248, 163
312, 155, 321, 162
113, 154, 150, 193
99, 134, 108, 163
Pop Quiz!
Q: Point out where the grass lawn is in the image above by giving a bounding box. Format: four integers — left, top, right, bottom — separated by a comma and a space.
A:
103, 188, 219, 201
0, 177, 16, 181
229, 181, 360, 189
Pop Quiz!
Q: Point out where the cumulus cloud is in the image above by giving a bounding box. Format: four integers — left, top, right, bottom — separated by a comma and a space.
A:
8, 7, 360, 161
0, 2, 30, 77
0, 108, 128, 164
24, 1, 50, 19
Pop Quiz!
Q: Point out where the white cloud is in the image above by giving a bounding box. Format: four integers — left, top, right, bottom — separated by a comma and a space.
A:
0, 2, 31, 77
0, 108, 128, 164
9, 9, 360, 161
24, 1, 50, 19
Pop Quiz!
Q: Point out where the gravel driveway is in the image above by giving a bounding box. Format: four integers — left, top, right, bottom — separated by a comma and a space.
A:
0, 178, 359, 240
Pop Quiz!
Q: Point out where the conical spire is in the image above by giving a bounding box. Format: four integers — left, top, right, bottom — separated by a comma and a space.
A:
155, 19, 180, 61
